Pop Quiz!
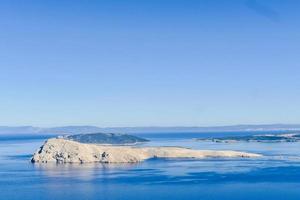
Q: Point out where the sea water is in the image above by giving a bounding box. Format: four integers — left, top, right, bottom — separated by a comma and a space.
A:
0, 132, 300, 200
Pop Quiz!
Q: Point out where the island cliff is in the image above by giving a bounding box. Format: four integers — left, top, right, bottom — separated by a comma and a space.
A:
31, 138, 261, 163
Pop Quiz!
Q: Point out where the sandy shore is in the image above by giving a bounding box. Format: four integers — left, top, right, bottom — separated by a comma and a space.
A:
31, 138, 261, 163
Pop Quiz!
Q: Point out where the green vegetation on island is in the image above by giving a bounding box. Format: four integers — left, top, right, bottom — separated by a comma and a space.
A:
64, 132, 149, 144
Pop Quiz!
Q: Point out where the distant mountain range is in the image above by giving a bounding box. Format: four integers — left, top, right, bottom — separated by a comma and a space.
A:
1, 124, 300, 135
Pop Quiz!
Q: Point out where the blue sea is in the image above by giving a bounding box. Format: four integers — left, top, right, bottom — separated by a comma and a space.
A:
1, 131, 300, 200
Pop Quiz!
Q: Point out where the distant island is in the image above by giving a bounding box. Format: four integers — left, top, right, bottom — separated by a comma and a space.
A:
64, 132, 149, 144
196, 133, 300, 143
2, 124, 300, 134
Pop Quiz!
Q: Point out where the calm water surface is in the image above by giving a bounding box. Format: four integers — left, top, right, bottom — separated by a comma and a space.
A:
0, 132, 300, 200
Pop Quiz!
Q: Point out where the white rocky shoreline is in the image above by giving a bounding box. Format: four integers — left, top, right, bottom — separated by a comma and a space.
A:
31, 138, 261, 164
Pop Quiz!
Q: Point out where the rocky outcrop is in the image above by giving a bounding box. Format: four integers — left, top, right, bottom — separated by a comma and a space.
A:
31, 138, 261, 164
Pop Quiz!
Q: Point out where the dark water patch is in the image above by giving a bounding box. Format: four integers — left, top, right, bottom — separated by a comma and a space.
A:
93, 165, 300, 185
187, 166, 300, 184
6, 154, 33, 160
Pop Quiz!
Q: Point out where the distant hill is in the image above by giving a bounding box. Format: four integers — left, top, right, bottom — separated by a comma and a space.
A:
65, 132, 149, 144
99, 124, 300, 133
0, 126, 43, 134
1, 124, 300, 135
0, 126, 102, 135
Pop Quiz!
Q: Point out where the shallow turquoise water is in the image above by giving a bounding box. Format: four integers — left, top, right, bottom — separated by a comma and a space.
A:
0, 132, 300, 200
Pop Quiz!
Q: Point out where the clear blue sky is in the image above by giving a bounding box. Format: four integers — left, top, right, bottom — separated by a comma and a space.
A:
1, 0, 300, 127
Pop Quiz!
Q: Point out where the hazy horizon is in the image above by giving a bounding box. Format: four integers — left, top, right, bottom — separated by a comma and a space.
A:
3, 123, 300, 127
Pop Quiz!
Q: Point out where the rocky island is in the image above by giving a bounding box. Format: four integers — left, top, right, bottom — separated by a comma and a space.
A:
31, 138, 261, 164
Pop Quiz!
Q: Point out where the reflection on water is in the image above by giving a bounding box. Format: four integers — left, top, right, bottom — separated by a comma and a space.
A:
33, 162, 140, 181
0, 132, 300, 200
30, 158, 300, 184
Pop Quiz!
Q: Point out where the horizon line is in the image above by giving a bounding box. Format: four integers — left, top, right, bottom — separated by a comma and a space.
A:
2, 123, 300, 128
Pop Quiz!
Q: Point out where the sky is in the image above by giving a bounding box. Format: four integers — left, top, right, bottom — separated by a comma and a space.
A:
0, 0, 300, 127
